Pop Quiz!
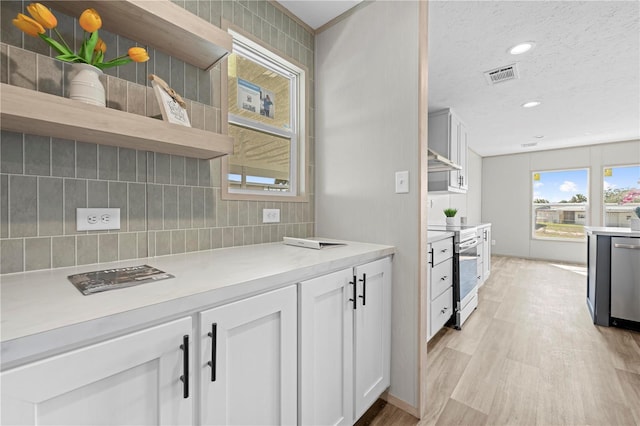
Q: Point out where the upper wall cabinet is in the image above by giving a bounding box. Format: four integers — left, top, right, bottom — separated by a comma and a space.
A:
428, 108, 469, 193
44, 0, 232, 70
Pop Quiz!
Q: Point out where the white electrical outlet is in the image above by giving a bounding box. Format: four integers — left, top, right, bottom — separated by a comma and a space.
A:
263, 208, 280, 223
77, 208, 121, 231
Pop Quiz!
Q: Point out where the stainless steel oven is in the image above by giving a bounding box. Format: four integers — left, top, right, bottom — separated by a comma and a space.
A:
455, 228, 480, 329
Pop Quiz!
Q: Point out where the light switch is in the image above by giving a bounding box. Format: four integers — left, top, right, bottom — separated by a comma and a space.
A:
395, 171, 409, 193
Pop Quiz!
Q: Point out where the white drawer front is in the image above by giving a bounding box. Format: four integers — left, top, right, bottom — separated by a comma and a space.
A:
431, 258, 453, 300
431, 238, 453, 265
430, 287, 453, 336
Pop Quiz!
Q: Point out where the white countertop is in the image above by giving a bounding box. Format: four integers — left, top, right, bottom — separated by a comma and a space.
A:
1, 240, 394, 367
584, 227, 640, 237
427, 230, 455, 243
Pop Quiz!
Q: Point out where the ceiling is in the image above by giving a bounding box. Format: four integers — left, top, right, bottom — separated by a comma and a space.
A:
276, 1, 640, 157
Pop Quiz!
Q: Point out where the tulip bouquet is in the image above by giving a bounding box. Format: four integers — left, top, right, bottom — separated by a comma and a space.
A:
12, 3, 149, 69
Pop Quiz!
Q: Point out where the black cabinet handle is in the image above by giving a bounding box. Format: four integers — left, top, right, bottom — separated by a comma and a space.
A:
358, 273, 367, 306
440, 275, 448, 281
207, 323, 217, 382
349, 275, 357, 310
428, 247, 434, 265
179, 335, 189, 399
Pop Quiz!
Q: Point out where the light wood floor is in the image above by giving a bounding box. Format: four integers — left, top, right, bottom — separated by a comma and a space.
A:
367, 256, 640, 426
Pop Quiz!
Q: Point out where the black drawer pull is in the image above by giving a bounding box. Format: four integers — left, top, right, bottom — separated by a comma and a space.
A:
440, 275, 448, 281
349, 275, 357, 310
207, 323, 217, 382
179, 334, 189, 399
358, 273, 367, 306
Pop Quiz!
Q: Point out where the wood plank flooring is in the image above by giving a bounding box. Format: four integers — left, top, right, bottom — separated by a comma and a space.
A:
365, 256, 640, 426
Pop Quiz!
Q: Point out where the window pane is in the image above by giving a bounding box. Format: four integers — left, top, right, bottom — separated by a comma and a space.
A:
603, 165, 640, 227
228, 53, 291, 130
228, 124, 290, 192
532, 169, 589, 240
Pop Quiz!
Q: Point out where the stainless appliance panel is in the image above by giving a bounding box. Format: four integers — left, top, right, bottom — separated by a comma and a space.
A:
610, 237, 640, 323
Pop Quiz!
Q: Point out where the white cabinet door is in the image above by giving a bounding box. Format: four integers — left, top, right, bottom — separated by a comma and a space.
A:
353, 257, 392, 419
458, 123, 468, 190
299, 268, 354, 426
1, 317, 193, 426
199, 285, 297, 426
428, 108, 468, 194
483, 226, 492, 281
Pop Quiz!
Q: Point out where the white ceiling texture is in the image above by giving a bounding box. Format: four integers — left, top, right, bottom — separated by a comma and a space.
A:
278, 1, 640, 157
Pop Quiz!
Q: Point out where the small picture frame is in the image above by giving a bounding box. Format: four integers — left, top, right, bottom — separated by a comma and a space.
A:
150, 76, 191, 127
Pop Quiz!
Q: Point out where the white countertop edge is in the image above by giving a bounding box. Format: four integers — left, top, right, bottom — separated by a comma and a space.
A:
1, 241, 394, 369
427, 231, 455, 243
584, 226, 640, 237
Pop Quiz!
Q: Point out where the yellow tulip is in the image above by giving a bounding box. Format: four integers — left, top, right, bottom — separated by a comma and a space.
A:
79, 8, 101, 33
128, 47, 149, 63
94, 38, 107, 54
12, 13, 45, 37
26, 3, 57, 30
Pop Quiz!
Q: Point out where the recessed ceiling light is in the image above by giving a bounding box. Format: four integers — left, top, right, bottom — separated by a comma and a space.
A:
521, 142, 538, 148
522, 101, 541, 108
534, 135, 544, 139
509, 42, 535, 55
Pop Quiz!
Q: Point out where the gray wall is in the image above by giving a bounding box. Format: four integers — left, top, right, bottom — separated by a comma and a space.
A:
0, 0, 315, 274
315, 1, 421, 410
482, 139, 640, 264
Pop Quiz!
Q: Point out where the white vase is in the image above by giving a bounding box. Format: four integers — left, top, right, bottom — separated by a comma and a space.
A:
446, 217, 456, 226
69, 64, 105, 107
631, 218, 640, 231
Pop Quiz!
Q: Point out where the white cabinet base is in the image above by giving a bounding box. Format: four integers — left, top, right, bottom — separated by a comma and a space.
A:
1, 317, 193, 426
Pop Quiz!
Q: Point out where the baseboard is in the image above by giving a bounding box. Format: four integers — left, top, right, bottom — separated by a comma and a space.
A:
381, 391, 419, 418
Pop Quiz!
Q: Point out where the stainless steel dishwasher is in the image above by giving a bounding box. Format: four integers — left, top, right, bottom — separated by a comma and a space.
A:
610, 237, 640, 329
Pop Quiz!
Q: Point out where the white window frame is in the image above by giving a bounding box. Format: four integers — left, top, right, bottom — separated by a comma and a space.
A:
531, 168, 590, 242
222, 28, 307, 201
602, 164, 640, 228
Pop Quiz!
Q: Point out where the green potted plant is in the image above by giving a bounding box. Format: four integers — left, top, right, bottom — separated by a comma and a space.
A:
631, 206, 640, 231
444, 208, 458, 226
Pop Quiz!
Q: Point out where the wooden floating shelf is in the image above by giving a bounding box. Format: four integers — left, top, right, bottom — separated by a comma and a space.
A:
0, 84, 234, 160
44, 0, 232, 70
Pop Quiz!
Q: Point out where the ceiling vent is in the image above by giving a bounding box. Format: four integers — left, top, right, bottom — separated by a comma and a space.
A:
484, 63, 519, 85
521, 142, 538, 148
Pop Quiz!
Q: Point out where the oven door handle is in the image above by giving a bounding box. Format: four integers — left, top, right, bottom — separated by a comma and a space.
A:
459, 238, 480, 251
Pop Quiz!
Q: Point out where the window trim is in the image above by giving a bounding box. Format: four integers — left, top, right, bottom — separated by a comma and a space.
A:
220, 23, 308, 202
601, 163, 640, 228
530, 167, 590, 242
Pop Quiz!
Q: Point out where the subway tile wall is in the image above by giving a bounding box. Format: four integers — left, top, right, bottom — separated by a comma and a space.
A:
0, 0, 315, 274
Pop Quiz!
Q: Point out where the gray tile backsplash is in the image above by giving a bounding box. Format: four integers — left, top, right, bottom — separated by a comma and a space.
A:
0, 0, 314, 274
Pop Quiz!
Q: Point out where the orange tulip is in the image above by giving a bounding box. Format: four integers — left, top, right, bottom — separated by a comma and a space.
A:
94, 38, 106, 54
12, 13, 45, 37
26, 3, 57, 29
128, 47, 149, 63
79, 8, 101, 33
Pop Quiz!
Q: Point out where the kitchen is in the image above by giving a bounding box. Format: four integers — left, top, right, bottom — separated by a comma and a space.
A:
1, 1, 639, 425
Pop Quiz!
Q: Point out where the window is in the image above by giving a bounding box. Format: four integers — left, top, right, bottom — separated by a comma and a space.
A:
223, 29, 306, 200
532, 169, 589, 240
603, 165, 640, 227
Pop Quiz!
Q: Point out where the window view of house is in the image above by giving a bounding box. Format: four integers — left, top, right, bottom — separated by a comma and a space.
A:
532, 169, 589, 240
226, 30, 304, 196
603, 165, 640, 227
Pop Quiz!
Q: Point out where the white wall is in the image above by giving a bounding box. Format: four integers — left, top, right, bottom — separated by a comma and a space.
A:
428, 149, 483, 225
315, 1, 421, 410
482, 139, 640, 264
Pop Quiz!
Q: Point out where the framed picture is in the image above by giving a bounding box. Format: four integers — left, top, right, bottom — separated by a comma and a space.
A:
149, 74, 191, 127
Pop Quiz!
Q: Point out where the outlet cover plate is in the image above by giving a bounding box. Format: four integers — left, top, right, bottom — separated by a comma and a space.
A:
77, 208, 121, 231
263, 208, 280, 223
